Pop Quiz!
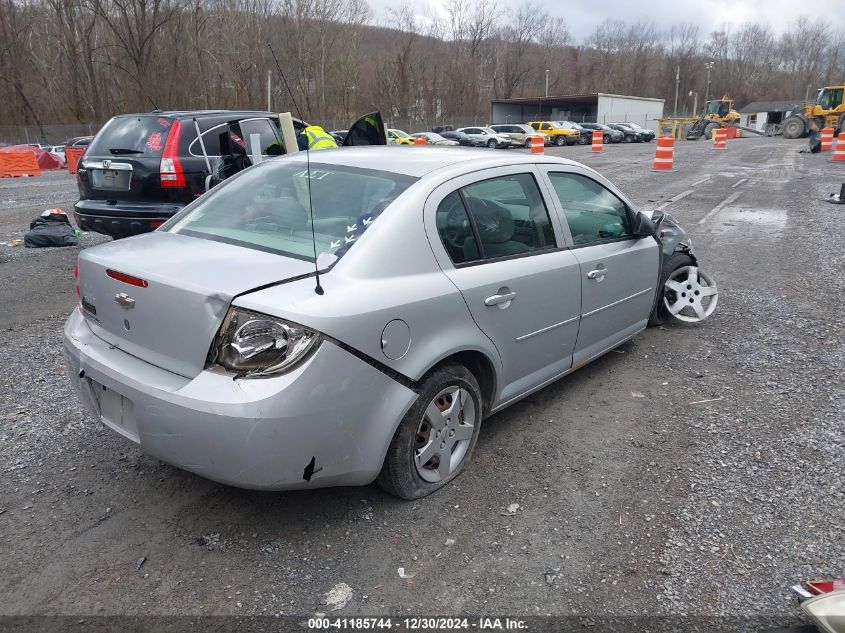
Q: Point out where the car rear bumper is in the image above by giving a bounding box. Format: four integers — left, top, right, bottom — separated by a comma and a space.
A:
63, 308, 417, 490
74, 199, 185, 238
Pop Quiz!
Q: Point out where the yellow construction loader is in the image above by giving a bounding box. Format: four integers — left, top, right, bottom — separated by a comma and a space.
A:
781, 86, 845, 139
673, 97, 752, 140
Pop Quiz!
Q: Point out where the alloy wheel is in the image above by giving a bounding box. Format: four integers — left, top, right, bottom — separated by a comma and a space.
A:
414, 386, 476, 483
663, 266, 718, 323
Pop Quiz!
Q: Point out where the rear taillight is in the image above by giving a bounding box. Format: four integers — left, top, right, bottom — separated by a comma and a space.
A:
74, 259, 80, 299
149, 220, 165, 229
160, 119, 185, 188
107, 269, 149, 288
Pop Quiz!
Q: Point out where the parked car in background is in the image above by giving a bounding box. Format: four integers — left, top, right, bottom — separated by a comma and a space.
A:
456, 126, 511, 148
618, 122, 655, 141
579, 123, 624, 144
387, 129, 415, 145
489, 124, 548, 148
65, 147, 714, 499
43, 145, 67, 162
439, 130, 485, 147
66, 136, 94, 148
74, 111, 385, 239
607, 123, 644, 143
527, 121, 578, 146
553, 121, 592, 145
411, 132, 459, 146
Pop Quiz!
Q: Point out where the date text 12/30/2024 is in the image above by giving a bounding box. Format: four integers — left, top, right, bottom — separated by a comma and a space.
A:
308, 617, 528, 630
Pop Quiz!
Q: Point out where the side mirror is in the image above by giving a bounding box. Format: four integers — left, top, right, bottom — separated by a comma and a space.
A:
632, 211, 657, 238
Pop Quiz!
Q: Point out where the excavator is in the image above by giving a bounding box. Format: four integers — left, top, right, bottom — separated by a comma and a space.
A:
781, 85, 845, 139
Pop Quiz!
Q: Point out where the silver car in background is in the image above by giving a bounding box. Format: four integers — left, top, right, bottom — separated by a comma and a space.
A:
63, 148, 716, 499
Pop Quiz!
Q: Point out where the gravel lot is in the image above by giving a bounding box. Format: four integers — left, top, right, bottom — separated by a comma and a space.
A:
0, 139, 842, 628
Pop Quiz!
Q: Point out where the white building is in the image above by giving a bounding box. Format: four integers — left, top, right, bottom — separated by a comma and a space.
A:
490, 93, 665, 132
738, 101, 799, 134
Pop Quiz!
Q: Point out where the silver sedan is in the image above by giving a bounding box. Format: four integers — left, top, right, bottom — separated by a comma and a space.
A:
63, 148, 716, 498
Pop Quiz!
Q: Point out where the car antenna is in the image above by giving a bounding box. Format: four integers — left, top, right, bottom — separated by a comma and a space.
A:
305, 146, 324, 296
267, 42, 323, 295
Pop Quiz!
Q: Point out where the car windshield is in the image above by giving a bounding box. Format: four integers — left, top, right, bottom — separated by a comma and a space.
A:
482, 127, 498, 135
428, 133, 445, 141
392, 129, 410, 138
168, 160, 417, 264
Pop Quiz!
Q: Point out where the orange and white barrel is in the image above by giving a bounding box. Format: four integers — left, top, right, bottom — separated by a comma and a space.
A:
712, 128, 727, 150
833, 132, 845, 162
820, 127, 835, 151
652, 135, 675, 171
530, 135, 544, 154
591, 130, 603, 152
414, 136, 427, 145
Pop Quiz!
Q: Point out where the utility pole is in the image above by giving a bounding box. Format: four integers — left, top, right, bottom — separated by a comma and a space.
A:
545, 69, 550, 98
689, 91, 698, 118
673, 65, 680, 118
267, 70, 272, 111
704, 61, 714, 112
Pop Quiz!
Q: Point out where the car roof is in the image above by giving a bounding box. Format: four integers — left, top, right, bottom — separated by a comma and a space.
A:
114, 110, 278, 119
280, 146, 582, 178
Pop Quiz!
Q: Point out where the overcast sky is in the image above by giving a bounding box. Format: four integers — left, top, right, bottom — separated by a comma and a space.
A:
368, 0, 845, 39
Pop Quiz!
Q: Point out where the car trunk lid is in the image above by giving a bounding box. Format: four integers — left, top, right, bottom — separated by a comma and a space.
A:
77, 232, 314, 378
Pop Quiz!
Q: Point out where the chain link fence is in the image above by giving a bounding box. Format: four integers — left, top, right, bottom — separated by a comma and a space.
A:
0, 124, 102, 146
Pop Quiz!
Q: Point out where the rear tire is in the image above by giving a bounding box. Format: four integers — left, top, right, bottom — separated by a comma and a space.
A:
377, 364, 482, 500
578, 135, 589, 145
648, 252, 695, 327
781, 115, 806, 139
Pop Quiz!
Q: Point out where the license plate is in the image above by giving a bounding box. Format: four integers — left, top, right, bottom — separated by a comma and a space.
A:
87, 379, 139, 443
92, 169, 131, 191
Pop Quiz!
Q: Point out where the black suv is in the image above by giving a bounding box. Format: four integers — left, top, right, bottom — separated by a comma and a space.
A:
74, 110, 384, 238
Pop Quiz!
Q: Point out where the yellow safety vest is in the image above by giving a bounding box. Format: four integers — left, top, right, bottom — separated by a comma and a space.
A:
303, 126, 338, 150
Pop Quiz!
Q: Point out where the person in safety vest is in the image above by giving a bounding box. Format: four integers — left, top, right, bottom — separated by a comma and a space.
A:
297, 125, 338, 150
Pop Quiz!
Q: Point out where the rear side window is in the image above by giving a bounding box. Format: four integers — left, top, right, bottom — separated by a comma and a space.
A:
87, 116, 173, 157
436, 174, 556, 265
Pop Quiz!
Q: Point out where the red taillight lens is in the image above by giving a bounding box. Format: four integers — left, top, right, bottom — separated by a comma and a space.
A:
149, 220, 165, 229
160, 119, 185, 188
74, 259, 80, 298
107, 269, 149, 288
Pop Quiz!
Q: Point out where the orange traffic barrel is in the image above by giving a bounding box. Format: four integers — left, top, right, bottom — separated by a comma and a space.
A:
530, 135, 544, 154
414, 136, 426, 145
591, 130, 603, 152
712, 128, 727, 150
652, 135, 675, 171
820, 127, 835, 151
65, 147, 85, 174
833, 133, 845, 162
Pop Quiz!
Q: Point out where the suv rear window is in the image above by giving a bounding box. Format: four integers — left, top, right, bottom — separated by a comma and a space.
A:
167, 161, 417, 264
87, 116, 174, 157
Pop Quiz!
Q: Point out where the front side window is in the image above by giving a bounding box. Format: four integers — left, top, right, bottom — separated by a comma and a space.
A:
169, 161, 416, 263
435, 173, 556, 264
547, 172, 632, 246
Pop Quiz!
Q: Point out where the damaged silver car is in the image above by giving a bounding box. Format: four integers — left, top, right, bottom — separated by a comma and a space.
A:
63, 148, 717, 499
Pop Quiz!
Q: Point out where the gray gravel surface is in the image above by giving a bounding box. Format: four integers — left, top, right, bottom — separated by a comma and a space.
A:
0, 139, 842, 626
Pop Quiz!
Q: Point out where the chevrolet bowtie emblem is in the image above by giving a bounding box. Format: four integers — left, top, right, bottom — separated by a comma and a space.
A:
114, 293, 135, 309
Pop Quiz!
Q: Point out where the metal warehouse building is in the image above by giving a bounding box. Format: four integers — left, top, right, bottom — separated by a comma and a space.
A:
490, 93, 665, 131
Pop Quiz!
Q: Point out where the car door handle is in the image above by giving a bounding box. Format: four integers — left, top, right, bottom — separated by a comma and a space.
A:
587, 268, 609, 279
484, 292, 517, 306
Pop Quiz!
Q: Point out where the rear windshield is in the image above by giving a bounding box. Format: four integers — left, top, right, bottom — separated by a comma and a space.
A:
87, 116, 174, 157
167, 160, 417, 264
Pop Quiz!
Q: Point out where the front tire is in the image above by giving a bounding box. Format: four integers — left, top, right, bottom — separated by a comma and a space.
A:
781, 115, 807, 139
603, 135, 611, 144
377, 364, 482, 499
555, 136, 566, 147
487, 139, 497, 148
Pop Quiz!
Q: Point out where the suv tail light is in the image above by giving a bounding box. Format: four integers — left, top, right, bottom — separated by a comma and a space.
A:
160, 119, 185, 188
